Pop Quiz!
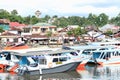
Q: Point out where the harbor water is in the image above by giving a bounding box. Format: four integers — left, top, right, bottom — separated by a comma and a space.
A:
1, 65, 120, 80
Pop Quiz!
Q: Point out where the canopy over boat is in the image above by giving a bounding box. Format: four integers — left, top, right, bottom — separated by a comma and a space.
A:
1, 48, 77, 56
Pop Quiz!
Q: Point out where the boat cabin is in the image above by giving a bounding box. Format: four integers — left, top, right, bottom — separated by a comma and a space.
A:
92, 49, 120, 60
63, 45, 115, 55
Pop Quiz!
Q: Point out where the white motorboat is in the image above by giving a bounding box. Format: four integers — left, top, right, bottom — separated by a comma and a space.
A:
13, 49, 81, 75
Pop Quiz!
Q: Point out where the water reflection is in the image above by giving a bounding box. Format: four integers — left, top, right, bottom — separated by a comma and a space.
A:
77, 65, 120, 80
2, 65, 120, 80
97, 65, 120, 80
23, 71, 80, 80
0, 73, 24, 80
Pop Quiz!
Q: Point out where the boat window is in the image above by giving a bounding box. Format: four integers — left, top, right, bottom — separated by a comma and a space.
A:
93, 52, 101, 59
70, 52, 78, 56
59, 57, 67, 61
6, 53, 11, 60
91, 49, 97, 51
106, 52, 111, 58
100, 52, 106, 59
39, 59, 47, 64
83, 49, 96, 55
99, 48, 108, 50
19, 56, 29, 65
53, 58, 58, 62
53, 57, 68, 62
114, 51, 120, 56
31, 55, 39, 62
62, 46, 72, 50
83, 51, 91, 55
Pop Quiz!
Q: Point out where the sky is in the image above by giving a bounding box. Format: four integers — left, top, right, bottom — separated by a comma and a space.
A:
0, 0, 120, 18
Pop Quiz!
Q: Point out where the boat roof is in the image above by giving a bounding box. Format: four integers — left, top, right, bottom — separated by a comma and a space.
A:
88, 41, 120, 46
64, 45, 115, 50
92, 48, 120, 53
1, 48, 77, 56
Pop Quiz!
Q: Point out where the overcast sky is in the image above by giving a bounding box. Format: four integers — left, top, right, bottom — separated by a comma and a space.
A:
0, 0, 120, 18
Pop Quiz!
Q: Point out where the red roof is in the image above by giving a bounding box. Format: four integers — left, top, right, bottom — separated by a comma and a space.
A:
9, 22, 26, 28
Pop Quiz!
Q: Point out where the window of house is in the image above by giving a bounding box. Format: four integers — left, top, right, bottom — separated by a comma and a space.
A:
41, 28, 46, 33
14, 38, 18, 42
35, 28, 38, 31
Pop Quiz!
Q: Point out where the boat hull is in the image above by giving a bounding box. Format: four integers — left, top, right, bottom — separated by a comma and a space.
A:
21, 62, 81, 75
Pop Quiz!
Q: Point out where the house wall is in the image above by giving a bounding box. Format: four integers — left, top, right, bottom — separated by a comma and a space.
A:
1, 37, 23, 43
32, 26, 56, 34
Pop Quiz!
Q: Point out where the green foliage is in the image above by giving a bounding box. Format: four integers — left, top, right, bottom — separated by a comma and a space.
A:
11, 10, 18, 15
67, 30, 73, 36
110, 13, 120, 26
0, 9, 120, 29
46, 31, 52, 37
104, 30, 113, 36
67, 27, 87, 37
0, 27, 4, 33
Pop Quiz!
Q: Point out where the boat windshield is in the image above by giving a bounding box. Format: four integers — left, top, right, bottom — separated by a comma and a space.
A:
0, 52, 11, 60
82, 49, 96, 55
92, 52, 101, 59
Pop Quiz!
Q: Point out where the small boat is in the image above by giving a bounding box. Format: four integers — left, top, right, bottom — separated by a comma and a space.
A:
62, 45, 115, 62
69, 45, 116, 70
84, 49, 120, 66
13, 49, 81, 75
0, 49, 81, 75
0, 47, 60, 73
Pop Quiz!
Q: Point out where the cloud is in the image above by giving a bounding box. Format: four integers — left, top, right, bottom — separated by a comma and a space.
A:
0, 0, 120, 18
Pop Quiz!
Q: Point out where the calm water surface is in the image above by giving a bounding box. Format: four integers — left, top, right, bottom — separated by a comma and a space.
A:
1, 65, 120, 80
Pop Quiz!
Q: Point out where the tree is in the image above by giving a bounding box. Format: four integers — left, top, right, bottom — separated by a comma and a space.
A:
46, 31, 52, 37
87, 13, 97, 26
57, 17, 69, 27
44, 15, 51, 22
0, 9, 10, 19
67, 30, 73, 36
68, 16, 82, 26
11, 10, 18, 15
24, 15, 31, 24
110, 13, 120, 26
104, 30, 113, 36
67, 27, 86, 38
30, 16, 39, 24
97, 13, 109, 27
46, 31, 52, 46
0, 27, 4, 33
